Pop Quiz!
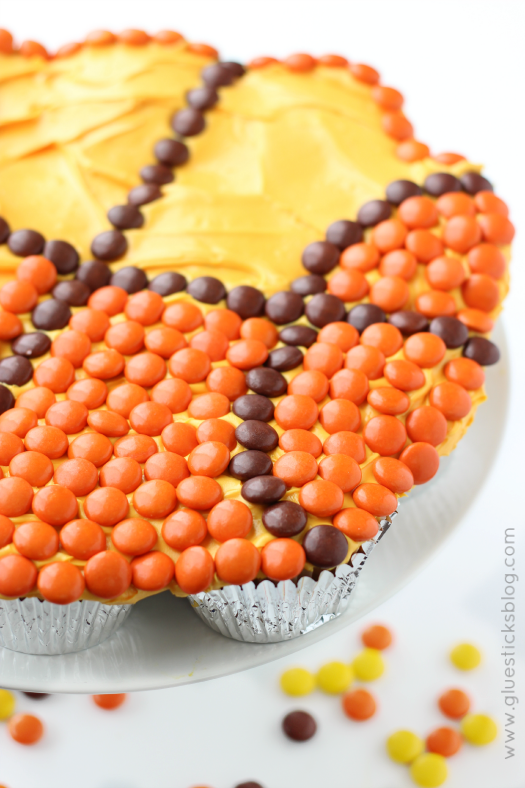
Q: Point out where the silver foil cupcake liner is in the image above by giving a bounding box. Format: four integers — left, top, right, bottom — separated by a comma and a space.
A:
0, 597, 133, 655
189, 512, 395, 643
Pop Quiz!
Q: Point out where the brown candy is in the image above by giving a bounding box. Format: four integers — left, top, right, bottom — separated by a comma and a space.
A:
357, 200, 391, 227
279, 325, 318, 348
388, 310, 428, 336
22, 692, 50, 700
7, 229, 45, 257
347, 303, 386, 333
429, 316, 468, 349
301, 241, 340, 275
148, 272, 187, 296
75, 261, 112, 292
235, 420, 279, 452
233, 394, 274, 422
0, 217, 10, 245
265, 291, 304, 325
11, 332, 51, 359
186, 86, 219, 110
0, 384, 15, 414
463, 336, 500, 366
221, 62, 246, 78
302, 524, 348, 568
305, 293, 346, 328
52, 280, 91, 306
262, 501, 307, 538
140, 164, 174, 185
325, 219, 363, 249
171, 108, 206, 137
110, 266, 148, 294
0, 356, 33, 386
201, 63, 235, 87
241, 475, 286, 505
32, 299, 72, 331
282, 711, 317, 742
227, 286, 265, 319
424, 172, 462, 196
385, 179, 423, 205
91, 230, 127, 262
43, 240, 79, 275
265, 346, 303, 372
128, 184, 162, 206
154, 139, 189, 168
461, 172, 493, 195
234, 783, 264, 788
107, 205, 145, 230
245, 367, 287, 397
187, 276, 226, 304
228, 450, 273, 481
290, 274, 327, 296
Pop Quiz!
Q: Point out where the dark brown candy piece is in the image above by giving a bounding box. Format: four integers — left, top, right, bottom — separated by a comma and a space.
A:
245, 367, 287, 397
171, 107, 206, 137
148, 272, 187, 296
429, 316, 468, 349
0, 356, 33, 386
265, 346, 303, 372
91, 230, 127, 262
461, 171, 493, 195
463, 336, 500, 366
424, 172, 462, 196
302, 524, 349, 568
305, 293, 346, 328
282, 711, 317, 742
222, 61, 246, 77
234, 782, 264, 788
154, 139, 190, 167
107, 204, 144, 231
128, 184, 162, 207
0, 217, 10, 245
241, 475, 286, 505
235, 420, 279, 452
262, 501, 307, 538
233, 394, 274, 422
265, 291, 304, 325
32, 299, 72, 331
22, 692, 50, 700
290, 274, 326, 296
75, 261, 111, 292
279, 325, 318, 348
325, 219, 363, 249
140, 164, 174, 185
228, 450, 273, 481
12, 332, 51, 359
110, 266, 148, 294
301, 241, 340, 275
7, 229, 45, 257
0, 384, 15, 414
43, 240, 79, 275
187, 276, 226, 304
385, 179, 423, 205
201, 63, 235, 87
388, 310, 428, 336
186, 86, 219, 110
347, 303, 386, 333
52, 280, 90, 306
357, 200, 391, 227
227, 285, 265, 319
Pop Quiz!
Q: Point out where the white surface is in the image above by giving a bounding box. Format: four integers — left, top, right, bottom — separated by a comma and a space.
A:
0, 2, 524, 787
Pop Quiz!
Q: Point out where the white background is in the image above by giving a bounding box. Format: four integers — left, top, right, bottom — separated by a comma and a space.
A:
1, 2, 525, 787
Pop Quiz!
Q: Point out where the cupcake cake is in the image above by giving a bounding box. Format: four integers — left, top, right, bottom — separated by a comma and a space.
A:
0, 29, 513, 650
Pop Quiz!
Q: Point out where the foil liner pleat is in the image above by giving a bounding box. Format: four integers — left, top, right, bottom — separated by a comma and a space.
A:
0, 597, 133, 655
189, 512, 395, 643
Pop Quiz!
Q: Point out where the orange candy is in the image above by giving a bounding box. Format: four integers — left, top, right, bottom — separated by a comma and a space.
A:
13, 521, 59, 560
175, 545, 215, 594
327, 269, 369, 302
16, 387, 56, 419
20, 40, 48, 59
83, 349, 125, 380
187, 441, 230, 478
284, 53, 316, 72
188, 392, 230, 420
425, 256, 467, 291
444, 358, 485, 390
275, 395, 319, 431
84, 487, 129, 526
363, 415, 406, 456
107, 383, 149, 418
45, 400, 88, 434
0, 476, 33, 517
0, 310, 23, 340
8, 714, 44, 745
426, 727, 463, 757
360, 323, 403, 357
92, 694, 127, 710
467, 244, 506, 279
189, 329, 229, 361
85, 30, 117, 46
161, 421, 198, 457
118, 29, 150, 45
273, 451, 318, 488
69, 308, 110, 341
261, 538, 306, 581
129, 401, 173, 436
279, 429, 323, 458
318, 54, 348, 67
317, 322, 359, 352
176, 475, 223, 510
133, 480, 177, 519
318, 454, 361, 493
323, 431, 366, 464
415, 290, 457, 318
379, 249, 417, 281
456, 307, 494, 333
342, 688, 377, 721
0, 432, 24, 464
299, 479, 344, 517
353, 483, 397, 517
132, 551, 175, 591
88, 285, 128, 316
429, 382, 472, 421
249, 56, 279, 70
37, 562, 85, 605
99, 457, 142, 494
399, 442, 440, 484
367, 387, 410, 415
126, 352, 167, 387
162, 508, 207, 551
0, 515, 14, 548
169, 348, 210, 383
215, 538, 261, 585
0, 554, 37, 597
345, 345, 385, 380
51, 330, 92, 368
438, 688, 471, 719
0, 280, 38, 314
204, 309, 242, 340
206, 366, 247, 401
0, 29, 14, 54
196, 418, 236, 450
330, 368, 369, 405
369, 276, 409, 312
145, 326, 187, 358
320, 398, 360, 434
372, 457, 413, 493
145, 451, 189, 487
384, 359, 425, 391
372, 219, 408, 253
396, 140, 430, 162
398, 196, 438, 229
226, 339, 268, 370
405, 229, 444, 263
304, 342, 344, 377
162, 301, 203, 332
207, 499, 253, 542
9, 450, 54, 487
474, 191, 509, 217
84, 551, 132, 599
436, 192, 475, 218
60, 519, 106, 560
350, 63, 380, 84
68, 432, 113, 466
112, 519, 158, 556
406, 406, 448, 446
33, 357, 75, 393
67, 378, 108, 409
333, 508, 378, 541
32, 484, 78, 526
124, 290, 165, 325
151, 378, 192, 413
404, 332, 446, 368
105, 321, 145, 355
462, 273, 500, 312
381, 112, 413, 141
54, 458, 99, 496
362, 624, 393, 650
477, 213, 515, 245
288, 370, 329, 403
240, 318, 278, 349
17, 255, 57, 293
443, 215, 482, 254
88, 410, 129, 438
340, 243, 380, 273
0, 408, 38, 438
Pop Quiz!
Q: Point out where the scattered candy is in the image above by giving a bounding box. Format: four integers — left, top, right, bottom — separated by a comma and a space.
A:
361, 624, 392, 650
8, 713, 44, 745
92, 693, 127, 710
438, 688, 470, 719
352, 648, 385, 681
450, 643, 481, 671
460, 713, 497, 746
280, 668, 316, 697
387, 730, 425, 763
282, 710, 317, 741
342, 688, 377, 721
317, 661, 354, 694
410, 753, 448, 787
426, 726, 463, 757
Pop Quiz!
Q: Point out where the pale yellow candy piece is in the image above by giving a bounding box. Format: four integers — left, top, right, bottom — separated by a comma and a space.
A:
0, 688, 15, 720
386, 730, 425, 763
280, 667, 316, 697
317, 661, 354, 694
450, 643, 481, 671
410, 753, 448, 787
352, 647, 385, 681
461, 713, 498, 745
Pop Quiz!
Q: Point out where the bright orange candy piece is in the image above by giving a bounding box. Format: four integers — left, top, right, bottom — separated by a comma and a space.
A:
87, 410, 129, 438
206, 366, 247, 401
69, 308, 110, 341
60, 519, 106, 560
83, 349, 125, 380
162, 301, 203, 332
8, 714, 44, 745
330, 368, 369, 405
363, 415, 406, 456
443, 215, 482, 253
37, 562, 85, 605
362, 624, 393, 650
45, 400, 88, 434
370, 276, 409, 312
67, 378, 108, 410
406, 406, 447, 446
372, 457, 413, 493
215, 538, 261, 585
88, 285, 128, 316
68, 432, 113, 467
205, 308, 242, 340
51, 330, 92, 368
104, 320, 145, 355
367, 387, 410, 415
429, 382, 471, 421
333, 507, 378, 541
396, 140, 430, 163
176, 475, 223, 510
299, 479, 344, 517
112, 519, 158, 556
189, 329, 229, 361
0, 476, 33, 517
17, 255, 57, 293
404, 332, 446, 368
99, 457, 142, 494
342, 688, 377, 721
13, 521, 59, 561
350, 63, 380, 84
145, 452, 189, 487
398, 196, 438, 229
426, 727, 463, 757
0, 432, 24, 464
415, 290, 457, 318
317, 322, 359, 352
118, 29, 150, 45
474, 191, 509, 217
226, 339, 268, 370
107, 383, 149, 418
327, 269, 369, 302
320, 398, 360, 434
144, 326, 187, 358
279, 429, 323, 458
0, 515, 14, 548
20, 40, 48, 59
318, 453, 361, 493
32, 484, 78, 526
381, 111, 413, 141
132, 551, 175, 591
124, 290, 165, 325
345, 345, 385, 380
0, 28, 14, 54
196, 418, 237, 450
125, 352, 166, 387
318, 54, 348, 67
275, 395, 319, 431
372, 219, 408, 252
34, 357, 75, 393
129, 401, 173, 436
444, 358, 485, 390
85, 30, 117, 46
288, 370, 329, 403
16, 387, 56, 419
477, 212, 515, 245
240, 318, 278, 349
84, 551, 132, 599
425, 255, 467, 291
0, 554, 37, 597
133, 480, 177, 519
0, 280, 38, 313
399, 442, 440, 484
9, 450, 53, 487
361, 323, 403, 357
384, 359, 425, 391
462, 273, 500, 312
161, 421, 198, 457
175, 545, 215, 594
323, 431, 366, 463
187, 441, 230, 478
92, 694, 127, 710
84, 487, 129, 526
340, 243, 380, 273
467, 244, 506, 279
0, 408, 38, 438
456, 307, 494, 333
273, 451, 318, 488
379, 250, 417, 282
188, 392, 230, 420
25, 425, 69, 458
261, 538, 306, 581
207, 499, 253, 542
353, 483, 397, 517
304, 342, 344, 377
0, 309, 23, 340
284, 53, 316, 72
405, 229, 444, 263
436, 192, 475, 218
54, 458, 99, 496
162, 509, 208, 552
169, 348, 211, 383
150, 378, 192, 413
438, 688, 471, 719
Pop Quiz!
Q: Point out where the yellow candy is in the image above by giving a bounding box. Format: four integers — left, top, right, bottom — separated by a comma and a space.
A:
386, 730, 425, 764
461, 713, 498, 745
410, 753, 448, 787
352, 647, 385, 681
450, 643, 481, 671
0, 689, 15, 721
316, 661, 354, 694
280, 667, 316, 697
